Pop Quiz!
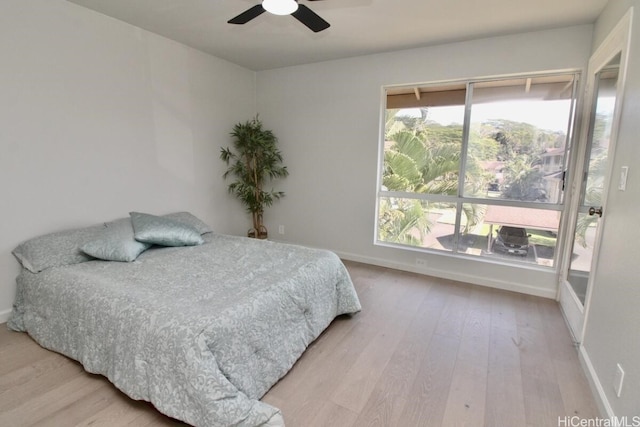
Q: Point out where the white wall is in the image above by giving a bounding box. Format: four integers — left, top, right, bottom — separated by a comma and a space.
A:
256, 25, 593, 298
0, 0, 256, 320
582, 0, 640, 417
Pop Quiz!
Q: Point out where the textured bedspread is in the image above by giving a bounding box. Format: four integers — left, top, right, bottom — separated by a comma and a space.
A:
9, 233, 361, 426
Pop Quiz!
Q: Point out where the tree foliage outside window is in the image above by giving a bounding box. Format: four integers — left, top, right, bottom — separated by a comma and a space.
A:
377, 73, 578, 267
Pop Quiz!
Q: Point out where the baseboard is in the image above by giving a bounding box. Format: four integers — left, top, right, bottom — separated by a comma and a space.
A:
579, 344, 614, 418
335, 250, 556, 299
0, 308, 12, 324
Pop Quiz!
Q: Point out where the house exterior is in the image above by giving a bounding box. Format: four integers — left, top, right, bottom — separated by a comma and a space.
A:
541, 147, 567, 203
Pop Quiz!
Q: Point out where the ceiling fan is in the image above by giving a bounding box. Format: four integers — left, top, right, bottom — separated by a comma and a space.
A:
228, 0, 330, 33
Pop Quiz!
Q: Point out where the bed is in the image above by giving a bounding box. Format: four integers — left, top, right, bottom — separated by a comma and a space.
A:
8, 212, 361, 426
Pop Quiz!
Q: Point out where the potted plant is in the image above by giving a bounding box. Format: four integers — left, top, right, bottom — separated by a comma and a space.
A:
220, 116, 289, 239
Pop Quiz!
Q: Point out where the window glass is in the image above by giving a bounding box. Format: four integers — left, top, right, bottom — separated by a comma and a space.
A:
582, 66, 617, 206
464, 76, 576, 203
383, 87, 466, 196
377, 72, 578, 268
377, 197, 455, 251
454, 204, 560, 266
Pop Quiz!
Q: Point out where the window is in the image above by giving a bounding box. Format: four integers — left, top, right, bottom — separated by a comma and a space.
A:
376, 72, 579, 267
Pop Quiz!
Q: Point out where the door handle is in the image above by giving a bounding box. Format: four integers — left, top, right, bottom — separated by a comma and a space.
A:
588, 206, 603, 217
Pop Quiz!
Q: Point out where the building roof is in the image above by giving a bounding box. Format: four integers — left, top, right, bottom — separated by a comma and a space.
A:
483, 204, 560, 231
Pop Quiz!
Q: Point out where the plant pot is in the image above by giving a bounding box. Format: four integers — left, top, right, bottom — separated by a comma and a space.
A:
248, 226, 268, 239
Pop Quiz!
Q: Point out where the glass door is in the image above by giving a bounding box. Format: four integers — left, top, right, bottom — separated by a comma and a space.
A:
567, 55, 619, 304
558, 10, 631, 343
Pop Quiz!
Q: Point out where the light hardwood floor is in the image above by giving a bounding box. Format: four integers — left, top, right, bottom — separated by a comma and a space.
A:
0, 261, 599, 426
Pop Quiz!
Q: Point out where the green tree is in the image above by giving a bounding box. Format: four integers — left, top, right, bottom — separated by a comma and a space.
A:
485, 119, 569, 200
220, 117, 288, 238
468, 125, 500, 161
488, 119, 539, 159
384, 129, 461, 194
378, 198, 430, 245
501, 155, 548, 201
381, 121, 472, 244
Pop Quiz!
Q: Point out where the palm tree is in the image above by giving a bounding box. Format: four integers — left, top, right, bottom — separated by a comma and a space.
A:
461, 203, 486, 234
378, 198, 430, 245
501, 154, 548, 201
384, 129, 461, 194
381, 127, 473, 244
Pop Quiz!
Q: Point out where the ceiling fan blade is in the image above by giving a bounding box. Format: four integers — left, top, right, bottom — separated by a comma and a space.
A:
228, 4, 266, 25
291, 4, 330, 32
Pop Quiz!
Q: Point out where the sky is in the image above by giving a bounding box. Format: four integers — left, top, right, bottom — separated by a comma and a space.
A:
400, 99, 576, 133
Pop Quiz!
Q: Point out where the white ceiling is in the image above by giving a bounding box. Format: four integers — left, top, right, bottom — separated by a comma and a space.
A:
66, 0, 608, 71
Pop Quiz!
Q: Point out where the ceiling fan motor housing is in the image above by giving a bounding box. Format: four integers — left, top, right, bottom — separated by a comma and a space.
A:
228, 0, 330, 32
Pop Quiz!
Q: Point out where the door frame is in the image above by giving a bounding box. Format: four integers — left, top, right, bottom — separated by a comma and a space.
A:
557, 8, 633, 343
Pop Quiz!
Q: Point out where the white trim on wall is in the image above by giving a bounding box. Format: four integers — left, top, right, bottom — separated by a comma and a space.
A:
0, 309, 11, 325
579, 344, 613, 418
335, 250, 557, 299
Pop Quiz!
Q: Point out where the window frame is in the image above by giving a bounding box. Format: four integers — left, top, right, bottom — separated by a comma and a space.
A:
374, 70, 581, 269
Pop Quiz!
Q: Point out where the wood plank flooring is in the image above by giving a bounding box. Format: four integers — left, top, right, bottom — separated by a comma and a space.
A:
0, 261, 599, 426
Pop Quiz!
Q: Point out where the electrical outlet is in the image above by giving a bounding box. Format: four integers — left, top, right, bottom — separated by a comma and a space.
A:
416, 258, 427, 268
278, 225, 285, 235
614, 363, 624, 397
619, 166, 629, 191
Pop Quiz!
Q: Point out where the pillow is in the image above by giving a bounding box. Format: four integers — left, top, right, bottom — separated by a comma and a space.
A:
13, 223, 108, 273
130, 211, 204, 247
162, 211, 212, 235
81, 218, 151, 262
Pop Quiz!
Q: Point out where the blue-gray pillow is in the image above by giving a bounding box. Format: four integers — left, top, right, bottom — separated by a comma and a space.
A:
81, 218, 151, 262
130, 212, 204, 247
162, 211, 212, 235
13, 223, 107, 273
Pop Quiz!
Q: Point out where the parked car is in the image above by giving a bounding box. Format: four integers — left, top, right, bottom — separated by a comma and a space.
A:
492, 226, 530, 256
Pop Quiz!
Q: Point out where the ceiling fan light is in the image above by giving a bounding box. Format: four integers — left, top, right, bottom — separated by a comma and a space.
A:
263, 0, 298, 16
